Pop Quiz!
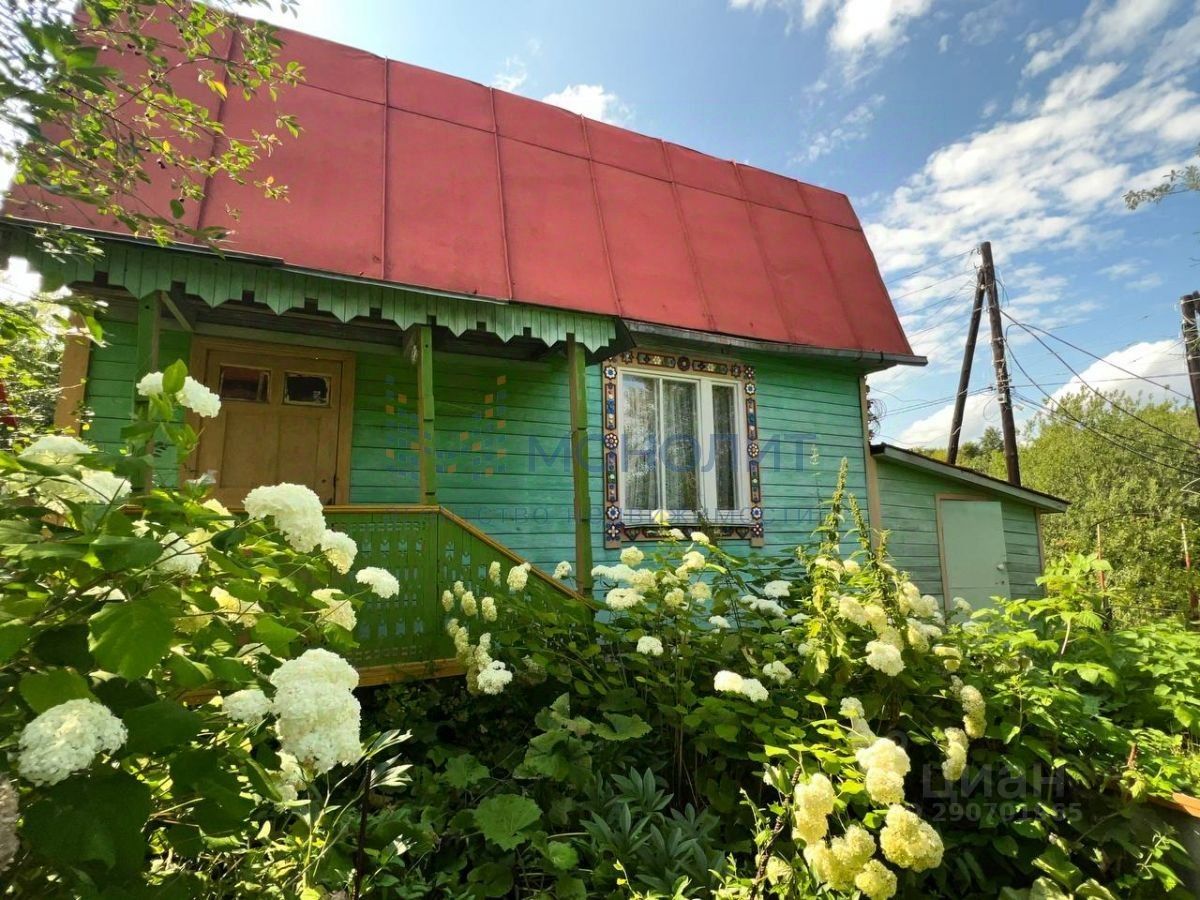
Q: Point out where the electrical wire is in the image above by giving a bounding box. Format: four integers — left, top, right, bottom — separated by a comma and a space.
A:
883, 247, 978, 286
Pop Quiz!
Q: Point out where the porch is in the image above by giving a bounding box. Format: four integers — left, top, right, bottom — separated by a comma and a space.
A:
2, 223, 610, 680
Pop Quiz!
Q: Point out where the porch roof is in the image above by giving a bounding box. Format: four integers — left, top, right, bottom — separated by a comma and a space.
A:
2, 12, 918, 365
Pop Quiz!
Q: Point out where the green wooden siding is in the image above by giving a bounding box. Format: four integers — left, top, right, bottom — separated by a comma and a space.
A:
82, 319, 191, 485
587, 346, 872, 570
874, 457, 1043, 601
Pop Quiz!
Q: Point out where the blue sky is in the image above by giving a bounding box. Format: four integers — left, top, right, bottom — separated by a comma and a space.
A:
227, 1, 1200, 442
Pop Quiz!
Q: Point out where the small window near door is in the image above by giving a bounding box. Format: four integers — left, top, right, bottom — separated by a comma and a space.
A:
218, 366, 270, 402
284, 372, 331, 406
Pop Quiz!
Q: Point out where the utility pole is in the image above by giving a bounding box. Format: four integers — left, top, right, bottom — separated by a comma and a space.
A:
1180, 292, 1200, 432
980, 241, 1021, 485
947, 276, 986, 465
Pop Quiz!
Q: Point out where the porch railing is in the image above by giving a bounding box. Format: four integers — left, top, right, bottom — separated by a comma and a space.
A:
324, 505, 591, 684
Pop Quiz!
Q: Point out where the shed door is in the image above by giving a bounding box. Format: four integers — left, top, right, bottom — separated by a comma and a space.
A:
194, 344, 343, 506
939, 499, 1010, 605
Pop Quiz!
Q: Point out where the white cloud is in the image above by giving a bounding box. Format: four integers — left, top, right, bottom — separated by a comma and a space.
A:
729, 0, 937, 73
959, 0, 1016, 46
541, 84, 631, 125
1049, 338, 1189, 404
801, 93, 885, 161
896, 391, 997, 447
492, 56, 529, 93
937, 33, 950, 53
1024, 0, 1179, 77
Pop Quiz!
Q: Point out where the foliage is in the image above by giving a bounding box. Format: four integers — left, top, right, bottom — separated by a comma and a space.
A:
356, 472, 1199, 899
1125, 142, 1200, 209
0, 0, 301, 253
0, 358, 403, 896
928, 392, 1200, 620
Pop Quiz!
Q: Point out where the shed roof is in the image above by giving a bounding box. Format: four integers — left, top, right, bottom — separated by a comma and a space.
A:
871, 443, 1069, 512
3, 15, 917, 362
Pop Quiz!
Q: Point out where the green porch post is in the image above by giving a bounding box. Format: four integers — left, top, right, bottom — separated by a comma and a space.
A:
567, 338, 594, 593
416, 324, 438, 505
135, 292, 162, 488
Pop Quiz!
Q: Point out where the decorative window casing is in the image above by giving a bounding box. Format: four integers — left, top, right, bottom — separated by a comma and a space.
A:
602, 350, 763, 548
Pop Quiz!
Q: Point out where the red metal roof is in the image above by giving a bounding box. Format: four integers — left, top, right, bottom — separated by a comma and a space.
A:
4, 19, 915, 358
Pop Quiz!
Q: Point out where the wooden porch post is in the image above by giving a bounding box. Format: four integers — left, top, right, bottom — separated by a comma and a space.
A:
416, 324, 438, 505
54, 315, 92, 433
135, 292, 162, 487
567, 338, 594, 593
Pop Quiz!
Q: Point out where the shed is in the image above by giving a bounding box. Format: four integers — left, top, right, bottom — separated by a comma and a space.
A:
870, 444, 1068, 607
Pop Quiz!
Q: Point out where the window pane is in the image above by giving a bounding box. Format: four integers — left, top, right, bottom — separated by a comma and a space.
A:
283, 372, 331, 406
218, 366, 269, 402
712, 384, 738, 511
620, 374, 659, 510
662, 379, 699, 511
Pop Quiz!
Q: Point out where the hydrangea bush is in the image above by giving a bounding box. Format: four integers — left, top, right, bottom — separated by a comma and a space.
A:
0, 360, 405, 895
361, 468, 1197, 899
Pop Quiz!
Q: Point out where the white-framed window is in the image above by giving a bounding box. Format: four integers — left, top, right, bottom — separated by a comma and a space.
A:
617, 368, 750, 524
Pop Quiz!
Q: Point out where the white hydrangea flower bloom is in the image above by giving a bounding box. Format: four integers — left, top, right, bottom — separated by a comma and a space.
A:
668, 528, 686, 540
488, 560, 502, 584
879, 805, 944, 871
960, 685, 986, 738
79, 469, 132, 505
19, 434, 92, 465
320, 530, 358, 575
942, 727, 969, 781
763, 580, 791, 598
441, 589, 455, 612
453, 580, 466, 597
476, 660, 513, 695
269, 649, 361, 773
677, 550, 705, 573
636, 635, 664, 656
933, 644, 962, 672
605, 587, 643, 611
274, 750, 306, 802
742, 595, 787, 618
708, 614, 731, 629
223, 688, 271, 723
244, 483, 327, 552
843, 558, 862, 575
762, 660, 793, 683
506, 562, 531, 592
630, 568, 657, 591
837, 594, 869, 627
135, 372, 165, 397
178, 376, 222, 418
855, 859, 897, 900
865, 640, 905, 676
212, 586, 264, 625
314, 588, 356, 631
713, 670, 744, 693
18, 699, 127, 786
157, 530, 206, 576
553, 560, 572, 579
460, 591, 478, 617
690, 531, 710, 545
839, 697, 865, 719
620, 546, 644, 567
855, 738, 911, 805
690, 581, 712, 601
356, 567, 399, 599
481, 596, 497, 622
739, 678, 769, 702
791, 773, 837, 844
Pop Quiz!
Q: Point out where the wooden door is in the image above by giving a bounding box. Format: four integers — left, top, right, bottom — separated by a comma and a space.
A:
193, 342, 345, 506
939, 499, 1011, 606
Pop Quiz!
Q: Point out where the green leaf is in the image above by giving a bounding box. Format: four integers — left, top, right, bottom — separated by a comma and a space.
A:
162, 359, 188, 394
592, 712, 651, 742
0, 621, 32, 664
545, 840, 579, 871
89, 598, 174, 680
473, 794, 542, 850
22, 769, 152, 874
1033, 846, 1083, 890
19, 668, 95, 712
32, 623, 92, 669
251, 616, 299, 655
443, 753, 489, 789
122, 700, 202, 753
467, 862, 514, 898
91, 535, 164, 572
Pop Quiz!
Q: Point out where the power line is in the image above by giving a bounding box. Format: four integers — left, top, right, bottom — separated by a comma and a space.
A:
996, 291, 1198, 453
883, 247, 978, 286
890, 271, 975, 302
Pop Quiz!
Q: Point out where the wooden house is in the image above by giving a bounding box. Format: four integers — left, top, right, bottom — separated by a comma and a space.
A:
0, 20, 1064, 677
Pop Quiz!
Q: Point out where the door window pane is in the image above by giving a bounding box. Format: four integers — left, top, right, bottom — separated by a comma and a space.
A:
711, 383, 738, 511
218, 366, 269, 402
283, 372, 331, 406
620, 374, 659, 511
661, 379, 699, 511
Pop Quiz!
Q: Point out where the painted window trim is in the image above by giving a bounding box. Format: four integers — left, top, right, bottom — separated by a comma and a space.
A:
601, 349, 764, 548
